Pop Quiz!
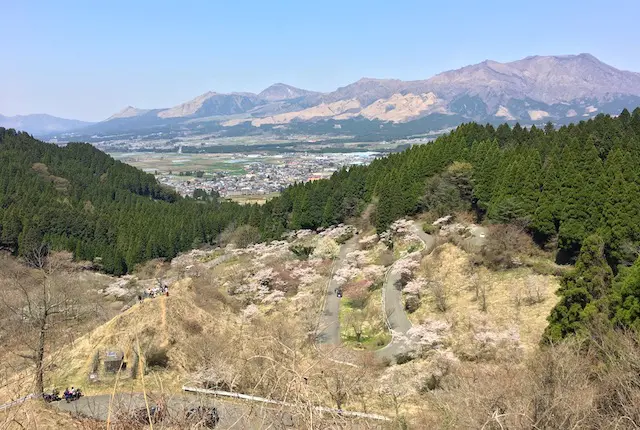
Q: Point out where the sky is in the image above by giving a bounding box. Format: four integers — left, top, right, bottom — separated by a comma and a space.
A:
2, 0, 640, 122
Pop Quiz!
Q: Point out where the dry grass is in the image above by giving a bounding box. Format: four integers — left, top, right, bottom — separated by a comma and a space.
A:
0, 400, 96, 429
409, 243, 560, 356
47, 278, 229, 395
408, 330, 640, 429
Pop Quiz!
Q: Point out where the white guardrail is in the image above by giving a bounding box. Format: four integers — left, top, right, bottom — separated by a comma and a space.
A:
0, 394, 35, 411
182, 386, 390, 421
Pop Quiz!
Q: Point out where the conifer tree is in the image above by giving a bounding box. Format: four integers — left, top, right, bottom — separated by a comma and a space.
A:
545, 234, 612, 341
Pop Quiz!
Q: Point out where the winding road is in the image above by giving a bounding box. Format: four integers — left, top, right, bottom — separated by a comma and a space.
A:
376, 223, 435, 361
315, 222, 435, 363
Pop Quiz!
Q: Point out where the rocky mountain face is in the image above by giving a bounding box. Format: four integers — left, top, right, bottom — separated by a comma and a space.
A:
0, 114, 94, 136
257, 83, 319, 102
34, 54, 640, 137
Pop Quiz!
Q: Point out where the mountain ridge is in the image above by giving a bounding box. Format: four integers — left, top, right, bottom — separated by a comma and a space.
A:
100, 53, 640, 125
11, 53, 640, 137
0, 113, 94, 136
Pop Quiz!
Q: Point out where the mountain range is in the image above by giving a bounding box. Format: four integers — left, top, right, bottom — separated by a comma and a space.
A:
7, 54, 640, 138
0, 114, 94, 135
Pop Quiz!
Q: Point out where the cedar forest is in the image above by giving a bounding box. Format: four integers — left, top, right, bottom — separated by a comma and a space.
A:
2, 108, 640, 341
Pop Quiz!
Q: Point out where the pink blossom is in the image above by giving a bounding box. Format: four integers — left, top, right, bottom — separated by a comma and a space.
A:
403, 277, 426, 296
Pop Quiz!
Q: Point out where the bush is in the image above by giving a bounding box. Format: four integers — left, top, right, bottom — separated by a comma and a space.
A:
130, 351, 139, 379
422, 223, 437, 234
182, 319, 203, 335
231, 225, 261, 248
335, 231, 354, 245
481, 224, 535, 270
145, 346, 169, 368
395, 352, 415, 365
405, 294, 421, 313
408, 243, 421, 253
289, 244, 314, 260
91, 351, 101, 373
369, 278, 384, 291
378, 250, 395, 267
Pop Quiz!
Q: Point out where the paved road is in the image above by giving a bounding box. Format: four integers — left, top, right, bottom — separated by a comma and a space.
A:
53, 393, 295, 428
314, 223, 437, 362
376, 223, 435, 361
316, 236, 359, 345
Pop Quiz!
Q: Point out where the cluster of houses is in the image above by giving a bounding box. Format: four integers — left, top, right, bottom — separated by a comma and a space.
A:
158, 152, 379, 198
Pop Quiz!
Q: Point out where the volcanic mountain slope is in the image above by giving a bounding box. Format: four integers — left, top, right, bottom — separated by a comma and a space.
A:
57, 53, 640, 138
257, 83, 320, 102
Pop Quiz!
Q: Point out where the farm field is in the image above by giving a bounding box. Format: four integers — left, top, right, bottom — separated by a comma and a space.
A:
109, 152, 283, 176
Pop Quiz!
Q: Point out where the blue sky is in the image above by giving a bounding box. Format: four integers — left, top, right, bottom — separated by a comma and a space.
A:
3, 0, 640, 121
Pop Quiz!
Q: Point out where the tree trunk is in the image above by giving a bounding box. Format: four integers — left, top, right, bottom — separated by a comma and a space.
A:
35, 320, 46, 397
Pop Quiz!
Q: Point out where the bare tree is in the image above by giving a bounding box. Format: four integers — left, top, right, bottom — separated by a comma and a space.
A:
318, 364, 367, 410
524, 275, 545, 305
478, 283, 488, 312
430, 279, 448, 312
1, 245, 83, 398
346, 309, 367, 343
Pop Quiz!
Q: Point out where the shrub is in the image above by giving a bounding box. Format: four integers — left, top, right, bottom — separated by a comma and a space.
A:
431, 280, 448, 312
378, 250, 395, 267
481, 224, 535, 270
182, 319, 203, 335
335, 231, 354, 245
145, 346, 169, 368
231, 225, 261, 248
369, 278, 384, 291
408, 243, 421, 253
130, 351, 139, 379
422, 223, 437, 234
405, 294, 421, 313
289, 244, 314, 260
395, 352, 415, 365
91, 351, 101, 373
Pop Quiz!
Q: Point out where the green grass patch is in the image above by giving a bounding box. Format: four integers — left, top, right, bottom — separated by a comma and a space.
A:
338, 293, 390, 350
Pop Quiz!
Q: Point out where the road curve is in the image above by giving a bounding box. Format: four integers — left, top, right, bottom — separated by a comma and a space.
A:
376, 222, 435, 361
314, 222, 435, 363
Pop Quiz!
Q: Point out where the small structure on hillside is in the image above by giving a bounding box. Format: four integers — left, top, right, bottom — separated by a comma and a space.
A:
103, 350, 126, 373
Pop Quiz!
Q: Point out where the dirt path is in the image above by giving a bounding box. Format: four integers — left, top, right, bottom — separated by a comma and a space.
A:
316, 236, 359, 345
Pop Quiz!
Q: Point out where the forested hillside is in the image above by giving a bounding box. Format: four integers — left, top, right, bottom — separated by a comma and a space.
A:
3, 109, 640, 339
268, 108, 640, 268
0, 128, 247, 274
260, 108, 640, 340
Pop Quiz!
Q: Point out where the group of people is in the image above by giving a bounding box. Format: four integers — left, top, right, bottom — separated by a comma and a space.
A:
138, 284, 169, 302
63, 386, 82, 402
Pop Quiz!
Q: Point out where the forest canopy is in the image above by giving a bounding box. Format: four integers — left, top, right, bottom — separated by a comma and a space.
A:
2, 108, 640, 280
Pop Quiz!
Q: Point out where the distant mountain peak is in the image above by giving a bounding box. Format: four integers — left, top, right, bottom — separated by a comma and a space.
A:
106, 106, 152, 121
74, 52, 640, 135
258, 83, 318, 102
0, 113, 94, 135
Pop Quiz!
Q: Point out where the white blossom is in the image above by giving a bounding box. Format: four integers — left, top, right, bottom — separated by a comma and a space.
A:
311, 237, 340, 260
242, 304, 260, 320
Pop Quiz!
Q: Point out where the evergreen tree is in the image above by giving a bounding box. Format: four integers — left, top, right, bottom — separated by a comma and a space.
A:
545, 234, 612, 341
